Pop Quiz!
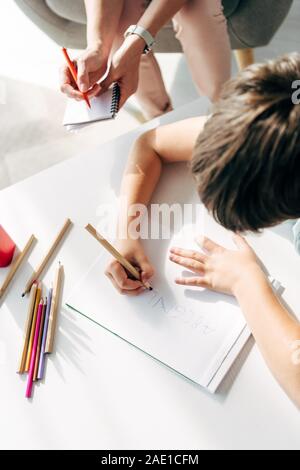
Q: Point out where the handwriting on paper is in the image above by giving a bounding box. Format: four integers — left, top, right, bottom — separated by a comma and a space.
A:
146, 289, 216, 335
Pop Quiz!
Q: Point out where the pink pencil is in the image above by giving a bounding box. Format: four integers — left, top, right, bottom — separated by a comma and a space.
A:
26, 299, 44, 398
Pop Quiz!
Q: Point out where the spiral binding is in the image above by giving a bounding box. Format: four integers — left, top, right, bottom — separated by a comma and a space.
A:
110, 83, 121, 118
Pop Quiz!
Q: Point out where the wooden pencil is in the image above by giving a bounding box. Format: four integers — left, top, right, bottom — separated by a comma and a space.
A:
37, 288, 52, 380
22, 219, 72, 297
0, 235, 36, 300
25, 283, 42, 372
26, 299, 44, 399
45, 263, 64, 354
33, 298, 46, 381
17, 283, 37, 374
85, 224, 152, 290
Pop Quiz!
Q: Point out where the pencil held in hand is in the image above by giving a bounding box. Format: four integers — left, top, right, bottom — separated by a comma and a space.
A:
62, 48, 91, 109
85, 224, 152, 291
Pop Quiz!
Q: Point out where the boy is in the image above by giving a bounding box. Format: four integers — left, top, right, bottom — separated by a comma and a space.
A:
105, 54, 300, 407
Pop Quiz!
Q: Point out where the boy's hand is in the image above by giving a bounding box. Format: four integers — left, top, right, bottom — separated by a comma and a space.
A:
60, 45, 108, 100
169, 235, 263, 296
105, 239, 154, 296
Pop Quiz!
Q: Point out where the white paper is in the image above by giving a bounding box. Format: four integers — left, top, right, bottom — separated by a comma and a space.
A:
63, 88, 115, 128
66, 225, 249, 392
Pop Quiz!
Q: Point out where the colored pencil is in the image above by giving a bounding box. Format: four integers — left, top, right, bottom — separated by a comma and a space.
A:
25, 283, 42, 372
33, 299, 46, 381
85, 224, 152, 291
0, 235, 36, 300
37, 288, 52, 380
62, 48, 91, 109
45, 263, 64, 354
17, 283, 37, 374
22, 219, 72, 297
25, 300, 44, 398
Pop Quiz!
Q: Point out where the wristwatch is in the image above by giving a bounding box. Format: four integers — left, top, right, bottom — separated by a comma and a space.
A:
124, 25, 155, 54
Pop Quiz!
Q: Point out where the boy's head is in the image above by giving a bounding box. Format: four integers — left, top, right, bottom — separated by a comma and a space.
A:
192, 53, 300, 232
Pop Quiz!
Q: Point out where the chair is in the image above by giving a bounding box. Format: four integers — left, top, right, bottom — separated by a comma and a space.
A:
14, 0, 293, 70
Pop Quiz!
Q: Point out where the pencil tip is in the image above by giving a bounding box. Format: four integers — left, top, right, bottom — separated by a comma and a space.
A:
21, 293, 25, 298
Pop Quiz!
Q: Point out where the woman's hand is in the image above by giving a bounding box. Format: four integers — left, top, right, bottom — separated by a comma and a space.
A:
169, 235, 264, 296
100, 35, 145, 109
105, 239, 154, 295
60, 44, 109, 100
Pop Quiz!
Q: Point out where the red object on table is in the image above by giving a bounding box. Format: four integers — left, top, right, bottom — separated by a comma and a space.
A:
0, 226, 16, 267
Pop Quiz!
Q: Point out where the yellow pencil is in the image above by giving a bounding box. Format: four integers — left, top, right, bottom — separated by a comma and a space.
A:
33, 298, 46, 381
17, 283, 37, 374
0, 235, 36, 300
22, 219, 72, 297
25, 283, 42, 372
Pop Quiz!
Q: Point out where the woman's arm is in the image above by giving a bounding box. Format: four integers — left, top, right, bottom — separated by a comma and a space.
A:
170, 236, 300, 408
101, 0, 189, 107
84, 0, 124, 53
105, 117, 206, 295
60, 1, 124, 98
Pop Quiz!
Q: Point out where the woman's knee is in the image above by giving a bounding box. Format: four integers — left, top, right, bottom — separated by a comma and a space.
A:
174, 0, 226, 29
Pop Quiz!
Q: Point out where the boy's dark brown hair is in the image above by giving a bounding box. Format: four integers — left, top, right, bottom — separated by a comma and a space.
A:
192, 53, 300, 232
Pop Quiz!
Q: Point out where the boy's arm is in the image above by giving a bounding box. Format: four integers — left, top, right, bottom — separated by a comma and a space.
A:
105, 117, 206, 295
235, 262, 300, 408
170, 236, 300, 408
119, 117, 206, 235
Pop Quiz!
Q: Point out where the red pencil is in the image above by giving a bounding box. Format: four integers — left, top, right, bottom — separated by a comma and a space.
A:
62, 47, 91, 109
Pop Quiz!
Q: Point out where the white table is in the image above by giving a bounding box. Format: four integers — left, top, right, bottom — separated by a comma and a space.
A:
0, 99, 299, 450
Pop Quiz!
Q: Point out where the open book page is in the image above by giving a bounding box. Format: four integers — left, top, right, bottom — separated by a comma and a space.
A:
66, 225, 249, 392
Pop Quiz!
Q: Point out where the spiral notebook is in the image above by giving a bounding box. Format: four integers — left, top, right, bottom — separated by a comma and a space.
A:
63, 83, 120, 131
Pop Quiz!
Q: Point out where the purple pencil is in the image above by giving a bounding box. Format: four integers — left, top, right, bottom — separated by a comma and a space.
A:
37, 288, 53, 380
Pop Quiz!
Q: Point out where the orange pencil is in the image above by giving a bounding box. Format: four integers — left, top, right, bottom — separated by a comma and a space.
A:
62, 47, 91, 109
